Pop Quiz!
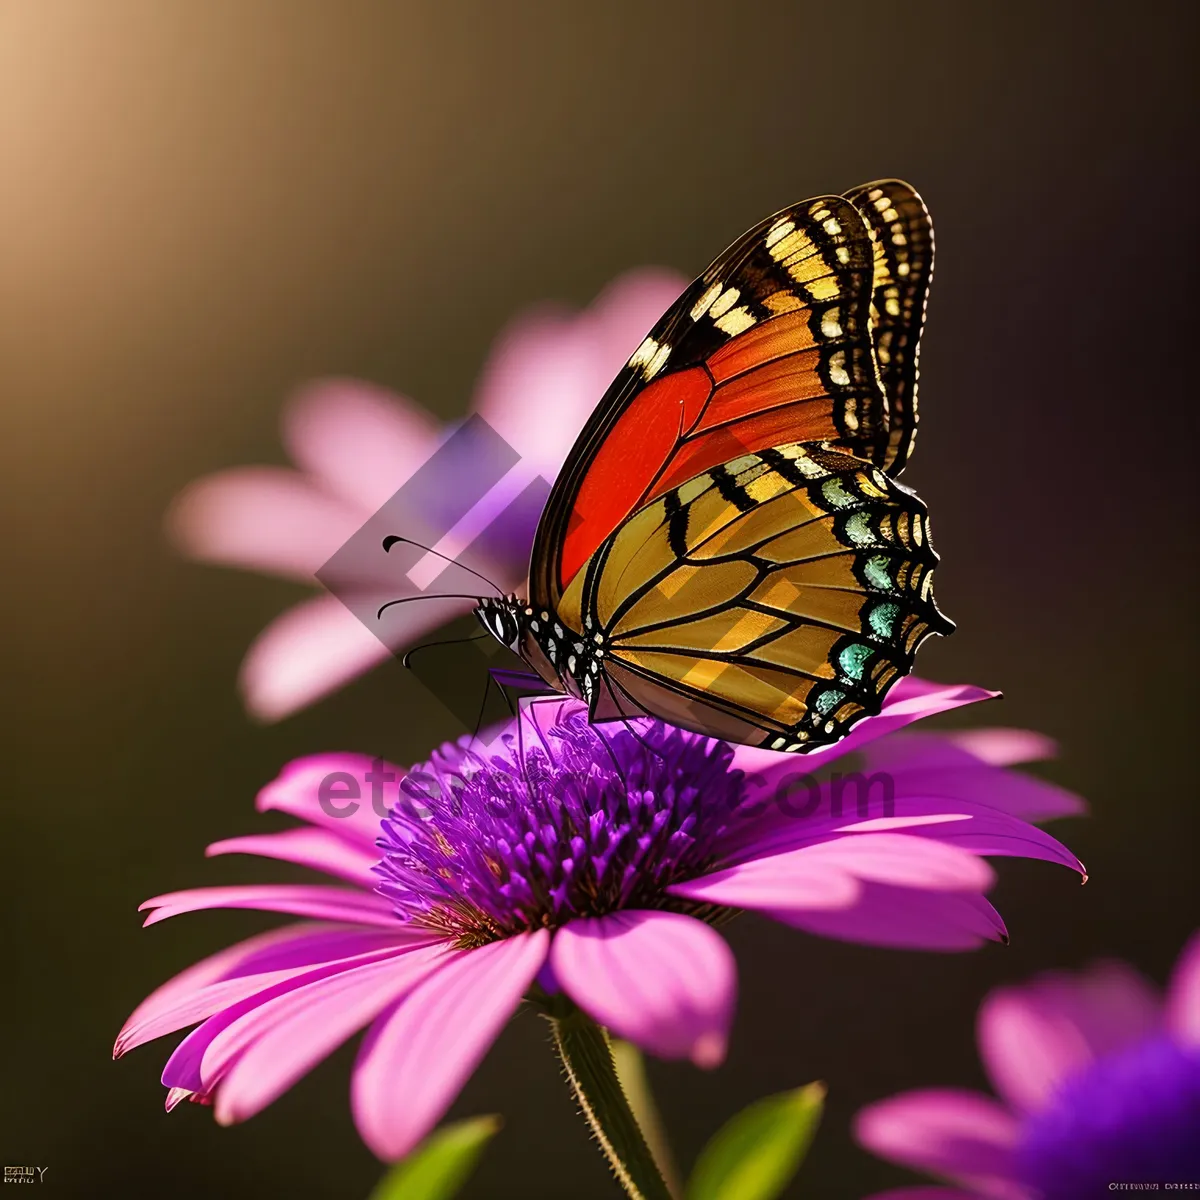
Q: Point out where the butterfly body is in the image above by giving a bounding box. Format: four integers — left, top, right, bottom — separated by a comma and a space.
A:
471, 181, 952, 753
475, 593, 606, 708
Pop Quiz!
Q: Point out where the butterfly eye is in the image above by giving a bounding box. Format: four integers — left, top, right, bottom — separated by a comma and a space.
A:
483, 608, 520, 649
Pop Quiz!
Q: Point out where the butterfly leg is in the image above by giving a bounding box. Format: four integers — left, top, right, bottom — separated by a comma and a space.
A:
467, 668, 552, 755
596, 671, 668, 763
489, 668, 546, 690
511, 693, 570, 794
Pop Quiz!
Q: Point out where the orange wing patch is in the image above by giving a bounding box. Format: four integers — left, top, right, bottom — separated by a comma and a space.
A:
535, 195, 888, 604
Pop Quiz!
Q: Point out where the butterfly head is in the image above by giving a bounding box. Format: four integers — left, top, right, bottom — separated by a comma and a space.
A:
473, 595, 525, 652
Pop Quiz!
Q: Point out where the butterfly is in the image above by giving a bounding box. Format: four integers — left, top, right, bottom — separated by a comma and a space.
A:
472, 180, 953, 753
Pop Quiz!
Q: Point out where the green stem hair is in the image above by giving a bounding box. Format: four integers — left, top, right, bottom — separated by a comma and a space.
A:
548, 1001, 675, 1200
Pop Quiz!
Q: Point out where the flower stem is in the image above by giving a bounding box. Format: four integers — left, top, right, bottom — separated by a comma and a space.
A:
548, 1001, 675, 1200
611, 1038, 684, 1197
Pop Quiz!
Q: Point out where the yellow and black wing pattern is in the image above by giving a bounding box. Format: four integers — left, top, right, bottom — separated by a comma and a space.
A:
843, 179, 935, 476
503, 181, 950, 753
558, 442, 953, 752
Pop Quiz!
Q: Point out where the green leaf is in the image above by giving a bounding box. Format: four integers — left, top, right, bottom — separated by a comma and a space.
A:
367, 1115, 502, 1200
686, 1082, 825, 1200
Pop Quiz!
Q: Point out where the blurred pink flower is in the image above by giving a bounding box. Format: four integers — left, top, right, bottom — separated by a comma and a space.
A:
167, 268, 686, 721
116, 680, 1086, 1160
857, 932, 1200, 1199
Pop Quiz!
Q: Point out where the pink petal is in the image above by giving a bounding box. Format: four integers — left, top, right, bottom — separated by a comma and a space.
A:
861, 760, 1086, 823
730, 678, 999, 778
586, 269, 687, 372
860, 730, 1057, 773
550, 911, 736, 1067
675, 834, 993, 915
162, 941, 442, 1095
206, 827, 380, 887
211, 944, 452, 1125
165, 1086, 209, 1111
1166, 929, 1200, 1047
138, 884, 397, 928
238, 595, 401, 723
724, 771, 1084, 874
472, 308, 603, 479
669, 861, 861, 913
256, 752, 406, 844
854, 1089, 1023, 1198
473, 269, 686, 480
825, 804, 1083, 878
282, 379, 440, 512
943, 728, 1058, 766
834, 814, 974, 831
120, 924, 318, 1033
120, 930, 420, 1057
790, 834, 996, 891
118, 923, 379, 1055
352, 930, 549, 1161
775, 883, 1009, 951
166, 467, 362, 580
977, 962, 1162, 1112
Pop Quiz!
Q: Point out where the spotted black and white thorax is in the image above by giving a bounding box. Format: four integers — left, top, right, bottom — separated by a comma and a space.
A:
473, 595, 606, 706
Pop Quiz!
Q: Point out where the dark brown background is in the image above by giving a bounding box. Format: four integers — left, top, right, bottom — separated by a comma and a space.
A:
2, 2, 1197, 1196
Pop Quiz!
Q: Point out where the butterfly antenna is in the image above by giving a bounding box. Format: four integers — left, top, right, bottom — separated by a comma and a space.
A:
382, 536, 503, 596
376, 594, 484, 620
402, 631, 490, 670
618, 715, 662, 763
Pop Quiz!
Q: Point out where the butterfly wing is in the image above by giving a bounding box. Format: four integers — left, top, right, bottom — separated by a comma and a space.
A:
558, 443, 952, 750
529, 195, 891, 612
843, 179, 935, 476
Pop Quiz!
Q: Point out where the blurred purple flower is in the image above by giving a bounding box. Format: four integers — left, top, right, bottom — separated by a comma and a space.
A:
857, 931, 1200, 1199
116, 680, 1085, 1161
166, 268, 686, 721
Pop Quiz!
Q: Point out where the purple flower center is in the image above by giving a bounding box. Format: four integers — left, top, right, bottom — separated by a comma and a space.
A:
374, 709, 747, 946
1015, 1034, 1200, 1198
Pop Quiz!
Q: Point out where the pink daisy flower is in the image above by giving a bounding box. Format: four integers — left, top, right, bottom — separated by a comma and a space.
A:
856, 931, 1200, 1199
166, 268, 687, 721
116, 679, 1084, 1164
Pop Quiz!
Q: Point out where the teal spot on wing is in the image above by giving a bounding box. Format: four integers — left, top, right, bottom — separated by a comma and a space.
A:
815, 687, 846, 716
820, 478, 856, 509
863, 554, 894, 591
843, 512, 876, 546
838, 643, 873, 682
869, 602, 901, 640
